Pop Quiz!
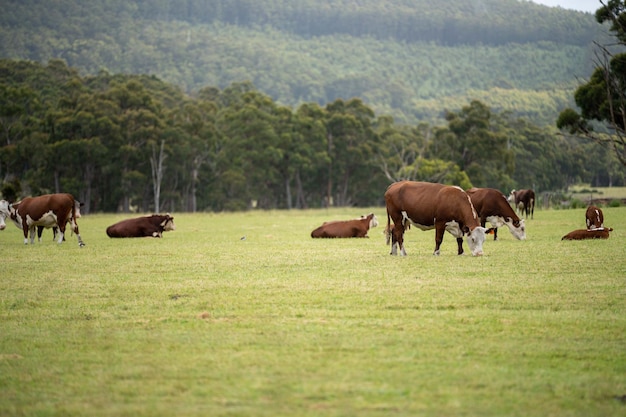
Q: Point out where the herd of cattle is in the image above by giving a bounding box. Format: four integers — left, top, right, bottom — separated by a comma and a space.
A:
310, 181, 612, 256
0, 193, 175, 246
0, 181, 614, 253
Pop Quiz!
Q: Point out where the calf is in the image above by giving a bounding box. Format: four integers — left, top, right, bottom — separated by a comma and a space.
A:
508, 189, 535, 219
585, 205, 604, 230
561, 228, 612, 240
311, 213, 378, 238
0, 193, 84, 246
466, 187, 525, 241
385, 181, 490, 256
106, 214, 175, 238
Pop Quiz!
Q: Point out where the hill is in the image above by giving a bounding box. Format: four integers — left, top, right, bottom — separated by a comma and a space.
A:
0, 0, 608, 125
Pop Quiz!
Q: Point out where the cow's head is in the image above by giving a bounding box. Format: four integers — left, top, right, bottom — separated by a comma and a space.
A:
508, 218, 526, 240
367, 213, 379, 229
161, 214, 175, 232
466, 226, 491, 256
507, 190, 516, 203
0, 200, 10, 230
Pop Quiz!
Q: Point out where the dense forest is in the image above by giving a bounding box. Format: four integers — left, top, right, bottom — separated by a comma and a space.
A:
0, 0, 609, 125
0, 60, 623, 214
1, 1, 623, 213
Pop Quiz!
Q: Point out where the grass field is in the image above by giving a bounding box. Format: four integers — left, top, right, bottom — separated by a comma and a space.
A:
1, 206, 625, 416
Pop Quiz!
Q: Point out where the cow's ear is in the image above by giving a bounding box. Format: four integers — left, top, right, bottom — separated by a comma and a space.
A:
485, 227, 495, 235
462, 225, 470, 235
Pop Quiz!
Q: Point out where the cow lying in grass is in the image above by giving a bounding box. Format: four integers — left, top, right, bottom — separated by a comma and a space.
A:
561, 228, 613, 240
106, 214, 175, 238
311, 213, 378, 238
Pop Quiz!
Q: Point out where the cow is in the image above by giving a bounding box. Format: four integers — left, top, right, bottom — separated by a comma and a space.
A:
508, 189, 535, 219
466, 187, 526, 241
36, 200, 83, 242
311, 213, 378, 238
561, 228, 613, 240
0, 193, 85, 246
106, 214, 176, 238
384, 181, 490, 256
585, 205, 604, 230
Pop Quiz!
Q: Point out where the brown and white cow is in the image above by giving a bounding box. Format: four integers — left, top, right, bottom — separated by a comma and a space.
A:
561, 227, 613, 240
384, 181, 490, 256
466, 187, 526, 241
508, 189, 535, 219
311, 213, 378, 238
0, 193, 85, 246
36, 200, 83, 242
106, 214, 175, 238
585, 205, 604, 230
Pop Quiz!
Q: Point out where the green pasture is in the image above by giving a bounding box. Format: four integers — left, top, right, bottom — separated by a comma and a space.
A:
1, 207, 625, 416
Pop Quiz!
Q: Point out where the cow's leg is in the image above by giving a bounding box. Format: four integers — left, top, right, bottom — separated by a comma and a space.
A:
70, 219, 85, 247
37, 226, 44, 242
391, 222, 406, 256
456, 237, 464, 255
28, 226, 37, 244
434, 224, 445, 255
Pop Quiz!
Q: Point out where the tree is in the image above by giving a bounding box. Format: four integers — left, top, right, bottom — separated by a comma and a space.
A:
429, 100, 514, 190
557, 0, 626, 166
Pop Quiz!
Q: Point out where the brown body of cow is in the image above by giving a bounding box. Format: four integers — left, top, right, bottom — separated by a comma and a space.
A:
508, 189, 535, 219
0, 193, 85, 246
585, 205, 604, 230
561, 228, 612, 240
384, 181, 490, 256
106, 214, 175, 238
466, 187, 526, 241
311, 213, 378, 238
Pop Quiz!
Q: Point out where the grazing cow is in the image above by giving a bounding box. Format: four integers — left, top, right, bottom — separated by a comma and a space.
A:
508, 189, 535, 219
0, 193, 85, 246
466, 187, 526, 241
585, 205, 604, 230
106, 214, 175, 238
561, 228, 613, 240
384, 181, 490, 256
311, 213, 378, 238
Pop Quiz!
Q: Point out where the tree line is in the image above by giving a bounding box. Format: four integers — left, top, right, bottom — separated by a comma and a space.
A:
0, 0, 605, 127
1, 59, 622, 214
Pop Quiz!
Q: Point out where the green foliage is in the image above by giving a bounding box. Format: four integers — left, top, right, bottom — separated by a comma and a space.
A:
1, 59, 619, 212
0, 0, 607, 127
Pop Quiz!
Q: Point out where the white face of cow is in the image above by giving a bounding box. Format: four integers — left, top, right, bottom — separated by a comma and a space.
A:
0, 200, 8, 230
466, 226, 488, 256
369, 214, 379, 229
162, 217, 175, 231
507, 218, 526, 240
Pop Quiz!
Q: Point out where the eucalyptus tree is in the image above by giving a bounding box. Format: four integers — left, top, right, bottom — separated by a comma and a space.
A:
557, 0, 626, 166
168, 97, 220, 212
323, 98, 379, 206
292, 102, 328, 208
0, 83, 42, 184
103, 78, 165, 212
431, 100, 514, 190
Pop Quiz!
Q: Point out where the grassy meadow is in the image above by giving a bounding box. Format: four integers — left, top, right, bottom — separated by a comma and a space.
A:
1, 206, 625, 416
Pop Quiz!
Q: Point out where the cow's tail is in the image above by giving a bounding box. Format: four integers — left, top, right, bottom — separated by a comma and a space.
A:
69, 198, 79, 236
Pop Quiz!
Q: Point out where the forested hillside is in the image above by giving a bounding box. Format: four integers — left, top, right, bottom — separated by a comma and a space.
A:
0, 0, 607, 125
1, 60, 622, 214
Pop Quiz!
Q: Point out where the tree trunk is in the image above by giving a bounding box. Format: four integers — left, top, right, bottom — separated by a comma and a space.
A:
150, 140, 166, 213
